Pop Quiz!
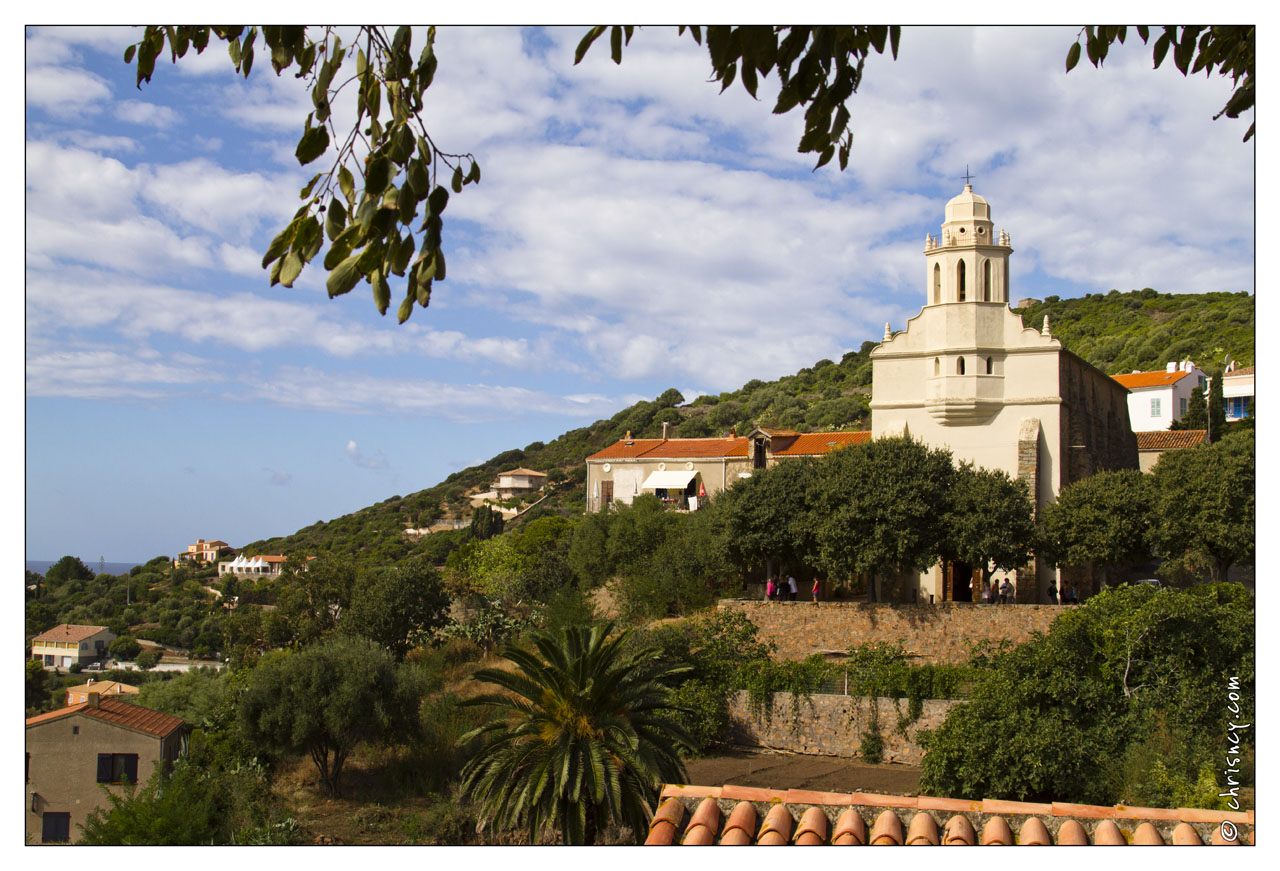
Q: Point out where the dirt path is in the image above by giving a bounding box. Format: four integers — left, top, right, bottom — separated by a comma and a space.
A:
682, 748, 921, 796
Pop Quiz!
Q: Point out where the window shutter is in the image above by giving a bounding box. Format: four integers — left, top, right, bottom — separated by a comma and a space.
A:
124, 754, 138, 784
96, 753, 112, 783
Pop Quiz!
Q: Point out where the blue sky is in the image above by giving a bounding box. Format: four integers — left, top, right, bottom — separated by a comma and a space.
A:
23, 25, 1254, 562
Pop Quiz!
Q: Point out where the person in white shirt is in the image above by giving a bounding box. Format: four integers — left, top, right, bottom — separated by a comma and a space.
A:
787, 575, 798, 601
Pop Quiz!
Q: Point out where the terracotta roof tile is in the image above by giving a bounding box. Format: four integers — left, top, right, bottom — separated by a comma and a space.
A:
31, 623, 110, 643
832, 807, 867, 845
587, 437, 749, 461
721, 784, 787, 803
769, 431, 871, 456
980, 816, 1014, 845
906, 811, 939, 845
1135, 430, 1208, 451
66, 680, 139, 696
681, 797, 721, 845
1225, 366, 1254, 377
26, 697, 184, 738
869, 809, 905, 845
644, 797, 685, 845
983, 798, 1052, 816
1112, 370, 1191, 389
1055, 819, 1090, 845
1092, 819, 1126, 845
647, 783, 1253, 846
1132, 822, 1165, 845
720, 802, 757, 845
1018, 817, 1052, 845
498, 467, 546, 477
794, 807, 829, 845
1171, 822, 1203, 845
942, 814, 976, 845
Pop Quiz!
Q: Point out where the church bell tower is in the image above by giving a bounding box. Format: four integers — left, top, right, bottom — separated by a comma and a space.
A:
923, 183, 1012, 305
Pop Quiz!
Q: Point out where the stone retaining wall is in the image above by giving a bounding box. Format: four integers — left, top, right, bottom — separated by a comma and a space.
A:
727, 691, 959, 765
718, 599, 1063, 665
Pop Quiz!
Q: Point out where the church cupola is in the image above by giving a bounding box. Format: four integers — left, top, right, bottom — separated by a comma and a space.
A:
924, 182, 1013, 306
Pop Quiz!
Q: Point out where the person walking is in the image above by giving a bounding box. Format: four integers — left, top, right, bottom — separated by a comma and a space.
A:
1000, 578, 1013, 604
765, 577, 775, 602
812, 578, 820, 603
1047, 580, 1058, 605
787, 575, 798, 602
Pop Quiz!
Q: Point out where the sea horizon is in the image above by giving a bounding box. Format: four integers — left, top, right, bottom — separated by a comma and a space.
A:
26, 559, 144, 578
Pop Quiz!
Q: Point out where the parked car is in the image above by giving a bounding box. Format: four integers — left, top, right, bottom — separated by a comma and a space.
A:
1132, 578, 1161, 587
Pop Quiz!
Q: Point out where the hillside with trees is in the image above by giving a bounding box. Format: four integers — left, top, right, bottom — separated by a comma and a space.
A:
240, 289, 1252, 563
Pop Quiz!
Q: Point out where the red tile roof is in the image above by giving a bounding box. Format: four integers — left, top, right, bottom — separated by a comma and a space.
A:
588, 437, 750, 461
1225, 366, 1254, 378
25, 697, 185, 739
1135, 430, 1208, 451
1112, 370, 1190, 389
498, 467, 546, 477
31, 623, 111, 643
769, 431, 871, 456
645, 784, 1253, 845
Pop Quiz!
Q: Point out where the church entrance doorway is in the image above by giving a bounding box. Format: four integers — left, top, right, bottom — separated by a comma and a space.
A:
947, 561, 975, 602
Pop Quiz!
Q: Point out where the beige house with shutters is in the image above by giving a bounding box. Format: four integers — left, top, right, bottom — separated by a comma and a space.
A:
30, 624, 115, 670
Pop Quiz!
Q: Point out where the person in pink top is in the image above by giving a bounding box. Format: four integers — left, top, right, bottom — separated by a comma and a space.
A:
765, 577, 775, 601
811, 578, 820, 602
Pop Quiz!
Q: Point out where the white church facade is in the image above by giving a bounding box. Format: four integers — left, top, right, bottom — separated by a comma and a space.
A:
870, 184, 1137, 603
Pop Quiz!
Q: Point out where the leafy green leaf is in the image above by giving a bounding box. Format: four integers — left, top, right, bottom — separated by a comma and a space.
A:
325, 200, 347, 242
1066, 41, 1082, 73
338, 165, 356, 204
371, 269, 390, 314
574, 26, 607, 65
279, 251, 303, 287
366, 156, 391, 194
261, 222, 296, 268
326, 253, 364, 298
451, 165, 463, 193
295, 124, 330, 165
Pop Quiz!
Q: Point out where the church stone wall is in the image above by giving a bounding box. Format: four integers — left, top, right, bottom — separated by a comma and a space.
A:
1057, 350, 1139, 485
718, 600, 1064, 665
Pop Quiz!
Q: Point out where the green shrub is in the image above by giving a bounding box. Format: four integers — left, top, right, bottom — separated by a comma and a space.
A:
135, 649, 161, 670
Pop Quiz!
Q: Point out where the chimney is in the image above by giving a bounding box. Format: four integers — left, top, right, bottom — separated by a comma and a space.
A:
624, 430, 631, 440
1166, 362, 1177, 373
730, 426, 736, 438
662, 421, 670, 440
87, 691, 100, 709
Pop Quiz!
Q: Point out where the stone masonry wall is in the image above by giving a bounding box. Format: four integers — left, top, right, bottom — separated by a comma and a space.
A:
727, 691, 958, 765
718, 600, 1063, 665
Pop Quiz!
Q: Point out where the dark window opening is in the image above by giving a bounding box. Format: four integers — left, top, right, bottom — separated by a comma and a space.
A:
957, 260, 966, 301
986, 357, 994, 375
957, 357, 966, 375
42, 812, 71, 844
96, 753, 139, 785
753, 438, 768, 469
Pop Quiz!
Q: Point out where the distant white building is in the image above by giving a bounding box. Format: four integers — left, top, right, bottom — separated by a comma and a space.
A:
217, 554, 304, 578
1221, 363, 1255, 422
492, 467, 547, 500
1112, 361, 1208, 431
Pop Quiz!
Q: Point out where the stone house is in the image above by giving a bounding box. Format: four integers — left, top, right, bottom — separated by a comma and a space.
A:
26, 694, 185, 843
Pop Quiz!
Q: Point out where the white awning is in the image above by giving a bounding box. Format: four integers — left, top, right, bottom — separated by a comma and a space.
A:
640, 470, 698, 490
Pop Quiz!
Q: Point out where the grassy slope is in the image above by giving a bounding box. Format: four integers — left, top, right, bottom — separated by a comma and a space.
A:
242, 289, 1253, 560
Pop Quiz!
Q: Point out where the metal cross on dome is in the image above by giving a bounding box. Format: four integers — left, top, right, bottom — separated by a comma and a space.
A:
962, 165, 975, 186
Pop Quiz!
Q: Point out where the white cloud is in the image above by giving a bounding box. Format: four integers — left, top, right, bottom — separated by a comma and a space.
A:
114, 100, 180, 128
25, 344, 218, 399
25, 65, 111, 115
241, 366, 632, 423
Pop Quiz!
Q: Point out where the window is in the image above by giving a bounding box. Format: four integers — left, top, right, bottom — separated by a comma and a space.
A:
986, 356, 994, 375
600, 480, 613, 506
42, 812, 71, 844
957, 357, 966, 375
1150, 398, 1162, 417
983, 260, 991, 301
932, 264, 941, 304
1180, 397, 1188, 416
933, 357, 940, 376
96, 753, 139, 785
957, 260, 966, 301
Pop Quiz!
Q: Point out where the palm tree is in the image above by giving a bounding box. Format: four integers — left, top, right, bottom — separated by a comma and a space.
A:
459, 622, 695, 845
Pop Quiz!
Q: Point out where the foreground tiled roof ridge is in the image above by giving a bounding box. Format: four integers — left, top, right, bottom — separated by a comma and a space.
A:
1136, 430, 1209, 450
646, 784, 1254, 845
31, 623, 110, 643
26, 697, 185, 739
1112, 370, 1191, 389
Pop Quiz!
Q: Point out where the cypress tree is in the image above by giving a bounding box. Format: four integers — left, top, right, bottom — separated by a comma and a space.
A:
1208, 371, 1226, 442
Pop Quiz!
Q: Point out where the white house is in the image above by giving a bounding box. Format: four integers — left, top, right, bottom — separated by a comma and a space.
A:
30, 624, 116, 670
1112, 361, 1208, 431
492, 467, 547, 500
218, 554, 292, 578
1221, 363, 1255, 422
